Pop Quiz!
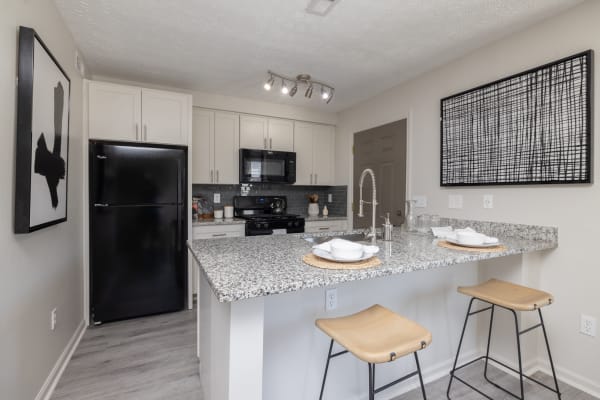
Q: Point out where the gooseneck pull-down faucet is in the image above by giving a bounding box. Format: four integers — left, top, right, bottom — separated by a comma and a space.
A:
357, 168, 377, 244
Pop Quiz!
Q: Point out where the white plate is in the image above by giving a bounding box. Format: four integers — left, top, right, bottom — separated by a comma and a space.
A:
312, 248, 376, 263
445, 238, 501, 248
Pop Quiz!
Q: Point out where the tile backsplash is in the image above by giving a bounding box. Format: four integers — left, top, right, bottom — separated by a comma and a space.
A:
192, 184, 347, 216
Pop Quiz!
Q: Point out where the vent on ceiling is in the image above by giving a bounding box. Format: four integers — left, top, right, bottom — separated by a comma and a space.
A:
306, 0, 340, 16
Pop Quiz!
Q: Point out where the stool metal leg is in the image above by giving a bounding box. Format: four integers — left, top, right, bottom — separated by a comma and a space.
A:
414, 352, 427, 400
319, 339, 334, 400
483, 305, 495, 380
539, 309, 562, 400
447, 297, 475, 399
513, 309, 525, 400
368, 363, 375, 400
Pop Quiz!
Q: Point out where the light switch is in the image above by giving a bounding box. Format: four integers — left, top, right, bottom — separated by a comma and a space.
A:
413, 195, 427, 208
214, 193, 221, 204
448, 194, 463, 209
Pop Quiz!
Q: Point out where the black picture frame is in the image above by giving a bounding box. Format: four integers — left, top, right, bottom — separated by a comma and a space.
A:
15, 26, 71, 233
440, 50, 593, 186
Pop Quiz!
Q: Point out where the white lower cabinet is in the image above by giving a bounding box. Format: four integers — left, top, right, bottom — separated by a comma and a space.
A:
304, 220, 348, 233
192, 224, 245, 239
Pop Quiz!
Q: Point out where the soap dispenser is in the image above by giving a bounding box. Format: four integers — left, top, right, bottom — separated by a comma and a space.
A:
382, 213, 393, 241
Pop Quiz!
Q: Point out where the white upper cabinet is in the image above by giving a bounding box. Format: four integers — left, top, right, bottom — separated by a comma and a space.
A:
213, 112, 240, 184
267, 118, 294, 151
192, 109, 213, 184
192, 108, 239, 184
240, 115, 268, 149
293, 122, 335, 185
312, 124, 335, 185
240, 116, 294, 151
294, 122, 315, 185
142, 89, 190, 145
87, 81, 191, 146
88, 81, 141, 142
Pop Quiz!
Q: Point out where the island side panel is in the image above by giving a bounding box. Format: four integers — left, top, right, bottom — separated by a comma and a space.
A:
197, 261, 266, 400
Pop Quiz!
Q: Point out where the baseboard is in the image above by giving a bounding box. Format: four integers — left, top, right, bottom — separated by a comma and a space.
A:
35, 320, 87, 400
534, 358, 600, 399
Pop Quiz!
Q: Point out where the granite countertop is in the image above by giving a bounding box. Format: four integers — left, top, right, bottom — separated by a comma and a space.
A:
192, 218, 246, 226
188, 220, 558, 303
304, 215, 348, 222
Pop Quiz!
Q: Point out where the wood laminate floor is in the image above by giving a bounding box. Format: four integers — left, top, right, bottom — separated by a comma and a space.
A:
52, 310, 597, 400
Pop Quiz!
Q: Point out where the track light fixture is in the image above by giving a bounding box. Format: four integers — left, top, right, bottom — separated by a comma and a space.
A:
262, 70, 334, 104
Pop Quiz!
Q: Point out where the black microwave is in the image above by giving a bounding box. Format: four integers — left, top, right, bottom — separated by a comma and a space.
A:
239, 149, 296, 184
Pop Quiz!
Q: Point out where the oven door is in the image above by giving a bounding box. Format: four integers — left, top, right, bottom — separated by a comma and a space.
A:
239, 149, 296, 184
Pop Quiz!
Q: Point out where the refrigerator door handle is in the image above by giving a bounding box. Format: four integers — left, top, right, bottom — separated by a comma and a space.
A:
94, 203, 109, 207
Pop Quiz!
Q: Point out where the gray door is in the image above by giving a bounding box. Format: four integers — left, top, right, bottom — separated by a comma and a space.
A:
353, 119, 407, 229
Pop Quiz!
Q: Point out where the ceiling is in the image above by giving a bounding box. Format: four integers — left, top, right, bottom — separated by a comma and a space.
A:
54, 0, 583, 112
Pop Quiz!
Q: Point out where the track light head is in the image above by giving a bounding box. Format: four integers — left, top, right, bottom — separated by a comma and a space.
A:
289, 84, 298, 97
326, 88, 334, 104
263, 76, 274, 91
321, 86, 330, 100
305, 84, 313, 98
281, 79, 289, 94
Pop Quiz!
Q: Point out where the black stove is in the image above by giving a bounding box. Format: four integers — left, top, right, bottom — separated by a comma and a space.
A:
233, 196, 305, 236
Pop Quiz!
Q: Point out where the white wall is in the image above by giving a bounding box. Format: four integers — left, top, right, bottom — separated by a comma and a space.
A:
0, 1, 84, 399
337, 0, 600, 393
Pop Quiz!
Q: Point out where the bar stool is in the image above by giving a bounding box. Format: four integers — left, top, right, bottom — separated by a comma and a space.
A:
447, 279, 561, 399
316, 304, 432, 400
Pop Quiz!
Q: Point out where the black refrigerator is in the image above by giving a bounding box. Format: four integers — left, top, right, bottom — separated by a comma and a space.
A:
89, 140, 187, 324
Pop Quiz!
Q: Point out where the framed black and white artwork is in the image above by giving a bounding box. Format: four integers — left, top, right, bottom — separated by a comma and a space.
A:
15, 26, 70, 233
441, 50, 592, 186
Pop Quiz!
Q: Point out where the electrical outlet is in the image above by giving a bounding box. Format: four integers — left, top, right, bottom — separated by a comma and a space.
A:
580, 314, 596, 337
50, 308, 57, 331
325, 288, 338, 311
328, 193, 333, 203
448, 195, 463, 209
214, 193, 221, 204
483, 194, 494, 209
413, 195, 427, 208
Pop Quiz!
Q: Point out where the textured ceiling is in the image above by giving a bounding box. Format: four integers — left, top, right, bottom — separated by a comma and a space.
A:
54, 0, 583, 112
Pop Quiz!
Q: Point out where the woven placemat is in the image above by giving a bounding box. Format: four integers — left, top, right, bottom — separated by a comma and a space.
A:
438, 240, 507, 253
303, 253, 381, 270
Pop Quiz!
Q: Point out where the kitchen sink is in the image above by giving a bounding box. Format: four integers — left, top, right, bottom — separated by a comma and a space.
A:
304, 233, 368, 244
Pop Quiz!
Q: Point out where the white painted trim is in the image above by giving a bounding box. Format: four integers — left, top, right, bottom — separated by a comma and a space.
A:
82, 79, 90, 325
35, 320, 87, 400
535, 358, 600, 399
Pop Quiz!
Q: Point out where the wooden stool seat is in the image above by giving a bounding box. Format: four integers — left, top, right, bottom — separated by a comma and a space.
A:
458, 278, 553, 311
316, 304, 432, 364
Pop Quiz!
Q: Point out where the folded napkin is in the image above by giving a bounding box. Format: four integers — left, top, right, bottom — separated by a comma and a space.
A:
312, 239, 379, 255
431, 226, 498, 244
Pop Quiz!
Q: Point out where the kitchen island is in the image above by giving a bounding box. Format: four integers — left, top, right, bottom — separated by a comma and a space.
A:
188, 219, 557, 400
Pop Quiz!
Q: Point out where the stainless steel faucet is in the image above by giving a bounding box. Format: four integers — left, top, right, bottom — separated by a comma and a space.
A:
357, 168, 377, 244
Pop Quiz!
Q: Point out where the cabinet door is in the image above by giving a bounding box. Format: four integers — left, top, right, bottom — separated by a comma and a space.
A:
142, 89, 189, 145
192, 109, 214, 184
88, 81, 141, 141
312, 125, 335, 185
293, 122, 314, 185
268, 118, 294, 152
240, 115, 268, 150
213, 112, 240, 184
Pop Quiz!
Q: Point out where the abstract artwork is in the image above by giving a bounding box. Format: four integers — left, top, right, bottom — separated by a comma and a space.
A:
441, 50, 592, 186
15, 27, 70, 233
